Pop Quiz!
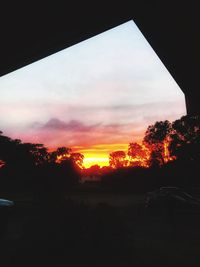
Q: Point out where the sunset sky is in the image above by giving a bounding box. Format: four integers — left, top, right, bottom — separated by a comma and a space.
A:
0, 21, 186, 167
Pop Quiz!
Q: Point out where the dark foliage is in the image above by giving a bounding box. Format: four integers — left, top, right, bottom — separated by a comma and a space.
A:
0, 132, 80, 197
1, 114, 200, 195
102, 115, 200, 192
170, 115, 200, 162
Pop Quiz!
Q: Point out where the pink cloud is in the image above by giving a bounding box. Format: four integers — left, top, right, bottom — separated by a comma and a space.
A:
17, 118, 142, 149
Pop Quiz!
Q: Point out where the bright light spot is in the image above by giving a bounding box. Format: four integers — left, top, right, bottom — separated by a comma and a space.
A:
83, 155, 109, 168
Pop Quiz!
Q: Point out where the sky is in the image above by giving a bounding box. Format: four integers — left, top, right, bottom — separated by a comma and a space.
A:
0, 20, 186, 167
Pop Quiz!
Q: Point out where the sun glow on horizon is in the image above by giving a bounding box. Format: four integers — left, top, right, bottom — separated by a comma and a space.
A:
81, 140, 176, 169
49, 139, 176, 169
77, 143, 128, 168
83, 156, 109, 168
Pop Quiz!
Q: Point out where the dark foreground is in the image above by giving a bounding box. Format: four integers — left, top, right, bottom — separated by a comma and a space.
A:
1, 193, 200, 267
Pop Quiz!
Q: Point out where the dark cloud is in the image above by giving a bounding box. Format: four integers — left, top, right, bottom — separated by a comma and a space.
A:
38, 118, 133, 134
41, 118, 100, 132
29, 109, 184, 148
29, 118, 139, 147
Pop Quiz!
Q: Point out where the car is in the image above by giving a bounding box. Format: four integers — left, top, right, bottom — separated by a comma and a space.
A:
0, 198, 15, 238
145, 187, 200, 209
0, 198, 14, 207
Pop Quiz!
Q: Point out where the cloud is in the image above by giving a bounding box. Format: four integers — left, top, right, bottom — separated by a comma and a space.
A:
25, 118, 142, 148
40, 118, 100, 132
4, 96, 186, 150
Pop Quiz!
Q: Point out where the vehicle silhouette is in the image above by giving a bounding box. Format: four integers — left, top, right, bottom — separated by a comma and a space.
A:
145, 187, 200, 208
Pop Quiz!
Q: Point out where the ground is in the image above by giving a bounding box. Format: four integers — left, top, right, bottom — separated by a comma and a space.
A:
1, 191, 200, 266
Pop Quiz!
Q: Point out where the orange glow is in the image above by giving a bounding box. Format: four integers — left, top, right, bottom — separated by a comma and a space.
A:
83, 156, 109, 168
53, 141, 175, 170
127, 141, 175, 168
163, 140, 176, 162
128, 143, 151, 168
77, 143, 128, 168
56, 154, 69, 163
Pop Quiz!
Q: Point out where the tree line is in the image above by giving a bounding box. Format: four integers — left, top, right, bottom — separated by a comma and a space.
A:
0, 132, 84, 197
0, 114, 200, 194
102, 115, 200, 192
109, 115, 200, 169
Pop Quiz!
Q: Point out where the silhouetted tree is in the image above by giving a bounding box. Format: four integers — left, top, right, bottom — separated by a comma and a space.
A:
143, 120, 172, 166
169, 115, 200, 162
0, 131, 17, 165
20, 142, 49, 165
148, 143, 165, 167
128, 142, 149, 167
0, 132, 80, 195
0, 132, 35, 168
0, 132, 49, 192
144, 120, 171, 144
84, 164, 101, 178
109, 151, 127, 168
49, 146, 72, 163
70, 152, 84, 170
36, 158, 80, 201
101, 166, 112, 173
